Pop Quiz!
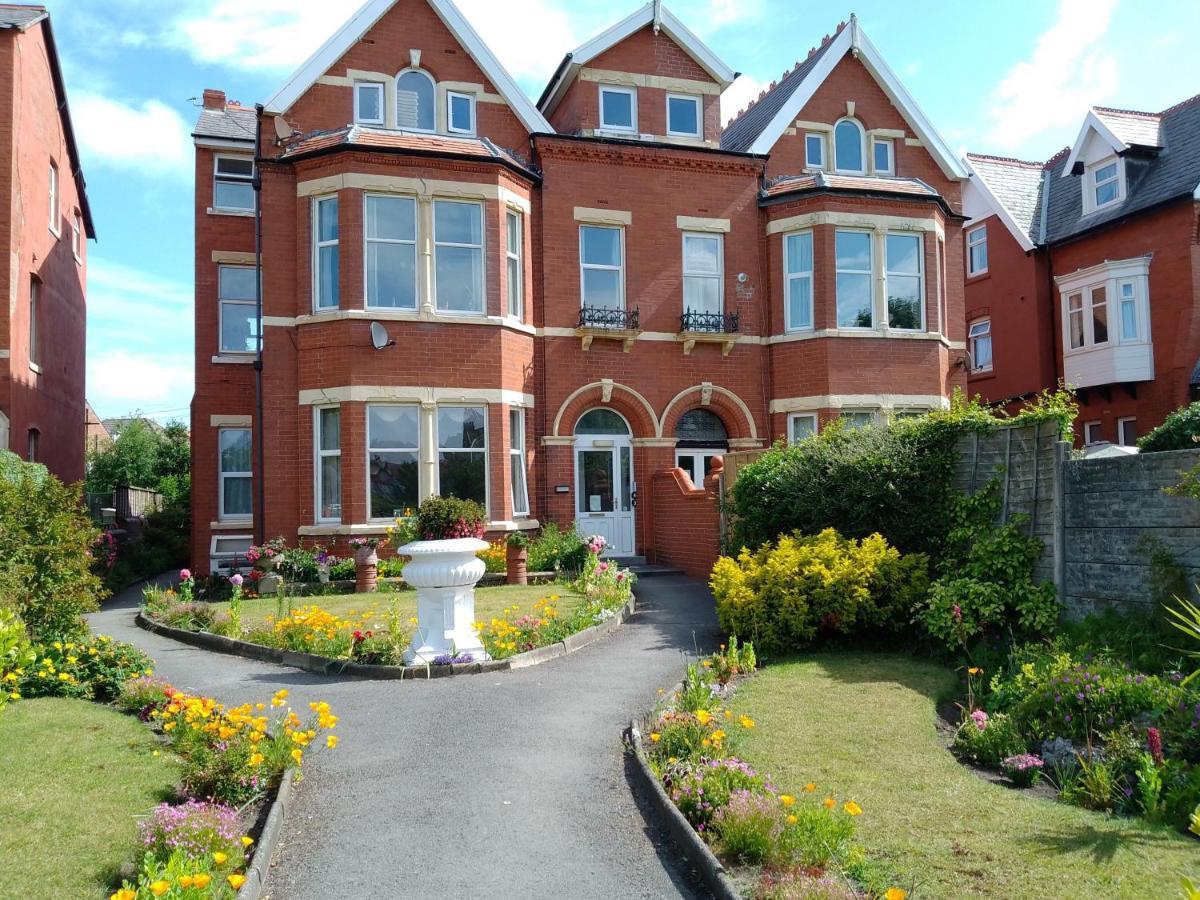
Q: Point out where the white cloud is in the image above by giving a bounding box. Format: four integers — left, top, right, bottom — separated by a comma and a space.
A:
721, 74, 765, 125
454, 0, 582, 84
983, 0, 1119, 152
71, 93, 192, 178
88, 349, 194, 419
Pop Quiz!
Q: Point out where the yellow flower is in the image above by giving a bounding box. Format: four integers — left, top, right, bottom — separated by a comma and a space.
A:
710, 729, 726, 743
723, 709, 732, 719
110, 891, 136, 900
967, 667, 983, 676
248, 752, 264, 767
291, 748, 304, 765
241, 836, 254, 848
695, 709, 712, 725
213, 851, 229, 865
649, 732, 661, 743
163, 722, 176, 731
179, 875, 195, 889
326, 734, 339, 749
227, 874, 247, 890
843, 801, 863, 816
804, 782, 816, 793
148, 881, 170, 897
780, 794, 795, 807
739, 715, 755, 730
885, 890, 907, 900
193, 874, 212, 889
701, 660, 712, 668
786, 814, 797, 826
823, 796, 835, 810
667, 756, 678, 764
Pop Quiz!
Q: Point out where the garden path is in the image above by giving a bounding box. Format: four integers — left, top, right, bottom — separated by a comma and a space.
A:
88, 575, 721, 899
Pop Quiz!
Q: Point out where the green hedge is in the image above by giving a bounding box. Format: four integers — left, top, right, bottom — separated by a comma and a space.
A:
1139, 402, 1200, 453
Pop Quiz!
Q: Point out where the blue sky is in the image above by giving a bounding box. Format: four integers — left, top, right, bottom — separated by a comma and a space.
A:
49, 0, 1200, 422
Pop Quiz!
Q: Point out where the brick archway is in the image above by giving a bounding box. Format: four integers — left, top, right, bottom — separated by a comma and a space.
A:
552, 380, 659, 438
659, 383, 759, 442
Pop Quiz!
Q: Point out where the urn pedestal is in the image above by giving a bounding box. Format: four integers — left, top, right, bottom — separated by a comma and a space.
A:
399, 538, 490, 664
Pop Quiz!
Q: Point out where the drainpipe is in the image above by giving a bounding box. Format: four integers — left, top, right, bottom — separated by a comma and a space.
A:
253, 103, 266, 546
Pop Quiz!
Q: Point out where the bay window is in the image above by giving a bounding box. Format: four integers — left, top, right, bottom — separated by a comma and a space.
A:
1056, 256, 1153, 388
1119, 279, 1138, 340
682, 233, 723, 316
365, 194, 418, 309
437, 406, 487, 507
218, 428, 252, 520
784, 231, 813, 331
507, 211, 523, 319
433, 200, 484, 313
789, 413, 817, 444
313, 195, 339, 311
580, 225, 624, 310
886, 232, 924, 330
509, 409, 529, 517
368, 405, 419, 520
840, 411, 876, 430
218, 265, 257, 354
315, 407, 341, 522
835, 230, 873, 328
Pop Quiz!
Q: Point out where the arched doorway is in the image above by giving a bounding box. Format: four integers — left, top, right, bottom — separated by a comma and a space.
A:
574, 408, 634, 555
674, 408, 728, 485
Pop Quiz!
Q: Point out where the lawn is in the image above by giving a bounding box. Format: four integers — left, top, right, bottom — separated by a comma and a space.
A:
733, 653, 1199, 899
0, 698, 180, 899
206, 582, 581, 631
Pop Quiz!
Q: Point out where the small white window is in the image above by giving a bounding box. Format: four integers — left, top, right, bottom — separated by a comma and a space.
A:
835, 229, 874, 328
506, 210, 523, 319
873, 138, 894, 174
218, 265, 258, 354
214, 156, 255, 211
1083, 421, 1103, 445
833, 119, 865, 173
354, 82, 385, 125
599, 85, 637, 132
1118, 279, 1138, 341
666, 94, 701, 137
28, 279, 40, 371
682, 232, 723, 316
315, 407, 341, 522
840, 410, 876, 430
1093, 160, 1120, 208
886, 232, 924, 330
364, 194, 417, 310
218, 428, 253, 520
788, 413, 817, 444
313, 195, 339, 311
580, 225, 624, 310
804, 132, 825, 169
1090, 284, 1109, 346
72, 211, 82, 260
447, 91, 475, 134
784, 231, 814, 331
510, 408, 529, 517
969, 318, 992, 372
48, 160, 59, 233
1118, 417, 1137, 447
1067, 291, 1085, 349
966, 225, 988, 276
396, 70, 435, 131
433, 200, 484, 314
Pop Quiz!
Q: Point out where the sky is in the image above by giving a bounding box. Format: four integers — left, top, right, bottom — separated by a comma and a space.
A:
46, 0, 1200, 423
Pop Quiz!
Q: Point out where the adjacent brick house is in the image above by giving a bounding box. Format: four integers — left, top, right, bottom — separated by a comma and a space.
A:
0, 5, 93, 482
190, 0, 968, 573
963, 94, 1200, 446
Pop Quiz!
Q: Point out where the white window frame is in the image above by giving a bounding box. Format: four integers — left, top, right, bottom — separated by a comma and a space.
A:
436, 405, 489, 516
28, 279, 40, 372
1057, 257, 1152, 357
966, 225, 988, 276
872, 137, 894, 175
1117, 278, 1138, 341
218, 265, 257, 355
218, 427, 252, 522
598, 84, 637, 133
213, 155, 255, 212
312, 195, 339, 313
1086, 157, 1124, 213
364, 193, 418, 310
833, 118, 866, 174
506, 210, 523, 319
1083, 421, 1103, 445
968, 318, 992, 372
314, 407, 341, 523
835, 228, 875, 329
48, 160, 59, 235
885, 231, 925, 332
1117, 417, 1137, 447
681, 232, 724, 315
72, 211, 82, 261
509, 408, 529, 517
784, 230, 814, 332
446, 90, 476, 135
804, 132, 826, 170
579, 224, 626, 310
366, 404, 421, 522
432, 199, 485, 315
665, 93, 701, 138
788, 413, 818, 444
839, 410, 877, 430
395, 69, 436, 132
354, 81, 385, 125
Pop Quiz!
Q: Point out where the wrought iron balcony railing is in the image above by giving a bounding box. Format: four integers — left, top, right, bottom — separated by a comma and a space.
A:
579, 305, 640, 330
679, 310, 740, 334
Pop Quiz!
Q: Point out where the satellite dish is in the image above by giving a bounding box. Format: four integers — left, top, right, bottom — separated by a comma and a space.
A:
274, 116, 293, 141
370, 321, 395, 351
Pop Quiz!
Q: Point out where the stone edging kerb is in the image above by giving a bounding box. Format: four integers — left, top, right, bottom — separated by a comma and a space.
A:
237, 768, 295, 900
625, 716, 740, 900
135, 596, 635, 679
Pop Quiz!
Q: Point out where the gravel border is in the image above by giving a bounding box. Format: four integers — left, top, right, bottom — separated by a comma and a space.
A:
237, 769, 295, 900
135, 596, 635, 680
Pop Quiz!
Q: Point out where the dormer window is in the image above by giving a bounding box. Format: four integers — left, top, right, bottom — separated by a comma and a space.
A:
1090, 158, 1122, 210
354, 82, 384, 125
666, 94, 701, 138
599, 85, 637, 133
396, 69, 435, 131
833, 119, 865, 173
447, 91, 475, 134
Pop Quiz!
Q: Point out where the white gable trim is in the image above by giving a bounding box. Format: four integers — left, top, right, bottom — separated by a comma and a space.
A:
746, 19, 966, 180
1061, 110, 1126, 178
540, 2, 735, 116
264, 0, 553, 135
961, 157, 1036, 252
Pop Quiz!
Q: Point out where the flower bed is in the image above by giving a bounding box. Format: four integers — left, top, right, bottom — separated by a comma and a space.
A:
634, 640, 908, 899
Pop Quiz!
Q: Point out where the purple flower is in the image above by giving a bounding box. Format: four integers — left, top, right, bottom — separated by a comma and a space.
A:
230, 574, 244, 586
1076, 692, 1085, 701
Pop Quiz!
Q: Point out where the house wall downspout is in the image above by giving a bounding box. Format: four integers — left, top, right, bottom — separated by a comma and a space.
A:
253, 103, 265, 546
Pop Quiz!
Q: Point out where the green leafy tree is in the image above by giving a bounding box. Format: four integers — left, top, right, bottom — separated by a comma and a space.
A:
86, 417, 191, 507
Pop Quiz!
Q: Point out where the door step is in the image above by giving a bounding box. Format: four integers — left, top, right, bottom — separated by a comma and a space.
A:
628, 564, 686, 578
608, 555, 647, 567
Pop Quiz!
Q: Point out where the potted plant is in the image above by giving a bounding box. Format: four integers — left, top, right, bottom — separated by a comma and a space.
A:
397, 497, 490, 664
506, 531, 529, 586
349, 536, 381, 593
314, 547, 332, 584
246, 536, 286, 572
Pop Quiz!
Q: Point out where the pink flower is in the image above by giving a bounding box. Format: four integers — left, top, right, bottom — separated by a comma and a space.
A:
230, 574, 244, 587
970, 709, 989, 731
1147, 727, 1164, 766
179, 569, 192, 582
952, 604, 963, 622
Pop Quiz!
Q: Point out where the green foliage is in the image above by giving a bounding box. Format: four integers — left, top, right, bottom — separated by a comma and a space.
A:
116, 845, 240, 899
506, 530, 529, 549
85, 418, 190, 501
712, 790, 783, 865
0, 450, 103, 641
104, 503, 191, 592
528, 523, 589, 574
710, 528, 929, 654
1060, 604, 1191, 676
1139, 402, 1200, 453
414, 495, 487, 540
1165, 595, 1200, 685
952, 711, 1025, 766
0, 608, 34, 710
18, 634, 153, 703
665, 758, 770, 829
773, 802, 857, 869
706, 634, 757, 686
677, 662, 718, 713
1062, 756, 1120, 811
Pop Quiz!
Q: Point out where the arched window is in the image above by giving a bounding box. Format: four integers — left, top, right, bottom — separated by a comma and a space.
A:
396, 70, 435, 131
575, 408, 630, 435
834, 118, 865, 173
674, 408, 728, 485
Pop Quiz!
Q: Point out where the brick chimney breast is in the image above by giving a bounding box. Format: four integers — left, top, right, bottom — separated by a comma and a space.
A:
202, 89, 227, 111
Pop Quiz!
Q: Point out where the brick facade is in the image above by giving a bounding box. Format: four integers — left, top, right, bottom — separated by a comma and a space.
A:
189, 0, 966, 573
0, 10, 91, 483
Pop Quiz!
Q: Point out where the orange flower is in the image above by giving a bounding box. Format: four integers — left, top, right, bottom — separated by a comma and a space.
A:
885, 890, 907, 900
779, 794, 795, 807
823, 796, 835, 810
148, 882, 169, 898
843, 800, 863, 816
193, 874, 213, 889
227, 874, 247, 890
804, 782, 816, 793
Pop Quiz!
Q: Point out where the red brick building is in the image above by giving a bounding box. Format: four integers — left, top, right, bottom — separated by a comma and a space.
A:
0, 5, 93, 483
963, 94, 1200, 447
190, 0, 968, 573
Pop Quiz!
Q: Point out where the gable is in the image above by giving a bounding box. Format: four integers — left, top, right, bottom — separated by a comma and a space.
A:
587, 25, 713, 84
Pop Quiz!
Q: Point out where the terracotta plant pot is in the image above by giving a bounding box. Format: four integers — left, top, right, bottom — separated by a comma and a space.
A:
506, 544, 528, 586
354, 547, 378, 593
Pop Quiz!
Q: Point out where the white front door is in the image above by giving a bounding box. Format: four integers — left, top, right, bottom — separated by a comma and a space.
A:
575, 436, 635, 555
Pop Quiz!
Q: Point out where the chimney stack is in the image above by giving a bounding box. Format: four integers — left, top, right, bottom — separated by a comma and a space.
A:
202, 89, 227, 111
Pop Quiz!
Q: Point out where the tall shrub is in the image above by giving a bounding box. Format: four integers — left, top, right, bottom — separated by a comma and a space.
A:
1139, 402, 1200, 453
0, 451, 103, 639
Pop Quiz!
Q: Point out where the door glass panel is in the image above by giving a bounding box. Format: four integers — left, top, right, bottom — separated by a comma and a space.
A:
578, 450, 614, 513
620, 446, 632, 512
676, 454, 696, 482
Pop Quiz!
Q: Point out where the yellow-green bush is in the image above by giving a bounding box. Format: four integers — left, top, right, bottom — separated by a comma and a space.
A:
709, 529, 928, 653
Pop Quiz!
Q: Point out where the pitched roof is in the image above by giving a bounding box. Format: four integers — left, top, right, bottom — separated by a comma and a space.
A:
963, 154, 1045, 249
1093, 107, 1164, 149
263, 0, 552, 134
193, 105, 258, 144
762, 171, 939, 199
537, 2, 735, 116
720, 16, 966, 180
0, 4, 46, 28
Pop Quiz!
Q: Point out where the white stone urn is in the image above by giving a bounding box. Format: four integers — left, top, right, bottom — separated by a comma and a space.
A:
399, 537, 490, 664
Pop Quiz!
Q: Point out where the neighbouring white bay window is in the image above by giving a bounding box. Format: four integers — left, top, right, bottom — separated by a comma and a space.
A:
1056, 255, 1153, 388
433, 200, 484, 313
315, 407, 341, 522
365, 194, 418, 309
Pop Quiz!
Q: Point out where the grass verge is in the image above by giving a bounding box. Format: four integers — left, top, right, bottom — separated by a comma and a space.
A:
733, 652, 1198, 899
0, 697, 180, 899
